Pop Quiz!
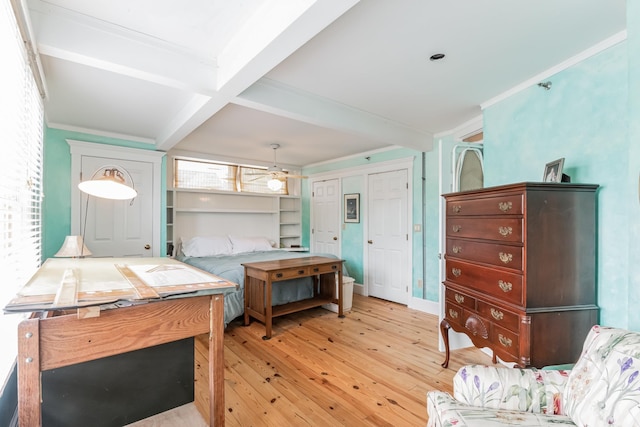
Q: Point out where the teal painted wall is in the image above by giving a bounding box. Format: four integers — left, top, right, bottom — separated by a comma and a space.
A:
42, 127, 165, 260
483, 40, 637, 330
341, 176, 364, 282
302, 148, 424, 294
627, 0, 640, 329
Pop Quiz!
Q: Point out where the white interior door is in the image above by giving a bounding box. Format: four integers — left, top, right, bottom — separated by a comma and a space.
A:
80, 156, 154, 257
311, 179, 340, 256
367, 169, 408, 304
69, 140, 164, 258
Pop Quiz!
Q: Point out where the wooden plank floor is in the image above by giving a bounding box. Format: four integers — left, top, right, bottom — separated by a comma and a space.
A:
128, 294, 490, 426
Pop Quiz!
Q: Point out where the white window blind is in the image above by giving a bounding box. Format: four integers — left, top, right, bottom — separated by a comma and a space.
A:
0, 0, 44, 385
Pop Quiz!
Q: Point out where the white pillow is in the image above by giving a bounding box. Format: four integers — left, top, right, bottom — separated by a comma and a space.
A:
229, 235, 273, 254
181, 236, 232, 257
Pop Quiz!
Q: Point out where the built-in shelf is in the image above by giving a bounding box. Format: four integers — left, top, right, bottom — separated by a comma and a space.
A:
166, 188, 302, 253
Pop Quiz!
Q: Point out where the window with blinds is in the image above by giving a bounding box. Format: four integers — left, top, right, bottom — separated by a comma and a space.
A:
174, 158, 288, 195
0, 0, 44, 384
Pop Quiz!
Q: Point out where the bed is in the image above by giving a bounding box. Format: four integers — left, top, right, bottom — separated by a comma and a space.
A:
176, 235, 345, 327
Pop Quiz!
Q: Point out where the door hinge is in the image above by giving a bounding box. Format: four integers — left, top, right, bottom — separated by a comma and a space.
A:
312, 191, 314, 197
312, 228, 314, 234
406, 182, 408, 189
406, 234, 409, 241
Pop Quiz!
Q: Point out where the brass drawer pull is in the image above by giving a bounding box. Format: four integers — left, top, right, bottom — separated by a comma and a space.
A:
448, 309, 459, 319
276, 273, 283, 278
452, 205, 462, 213
498, 201, 513, 212
331, 265, 337, 270
452, 246, 462, 254
313, 267, 319, 272
452, 225, 462, 233
298, 270, 305, 275
490, 308, 504, 320
454, 294, 464, 304
498, 334, 512, 348
498, 226, 513, 237
499, 252, 513, 264
498, 280, 513, 292
452, 268, 462, 277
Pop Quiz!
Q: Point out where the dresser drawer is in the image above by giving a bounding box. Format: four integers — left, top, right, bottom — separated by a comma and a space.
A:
446, 218, 523, 243
447, 193, 523, 216
270, 266, 309, 280
310, 263, 341, 275
446, 259, 524, 306
492, 323, 520, 360
477, 300, 520, 333
447, 238, 523, 270
444, 301, 464, 326
445, 287, 475, 310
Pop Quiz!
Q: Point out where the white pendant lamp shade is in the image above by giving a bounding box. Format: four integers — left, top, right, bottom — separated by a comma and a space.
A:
55, 235, 92, 257
267, 177, 283, 191
78, 167, 137, 200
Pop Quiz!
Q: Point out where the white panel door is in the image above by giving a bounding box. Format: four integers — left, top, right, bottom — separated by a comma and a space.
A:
80, 156, 154, 257
367, 169, 408, 304
311, 179, 340, 256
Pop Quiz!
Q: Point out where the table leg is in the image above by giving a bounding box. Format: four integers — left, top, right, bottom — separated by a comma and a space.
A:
338, 270, 344, 318
243, 271, 250, 326
18, 318, 42, 427
209, 295, 225, 426
263, 279, 273, 340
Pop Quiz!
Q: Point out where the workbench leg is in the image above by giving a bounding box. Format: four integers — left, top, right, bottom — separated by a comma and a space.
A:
209, 295, 225, 426
18, 318, 41, 427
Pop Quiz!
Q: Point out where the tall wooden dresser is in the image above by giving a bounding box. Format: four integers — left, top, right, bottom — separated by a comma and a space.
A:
440, 182, 599, 368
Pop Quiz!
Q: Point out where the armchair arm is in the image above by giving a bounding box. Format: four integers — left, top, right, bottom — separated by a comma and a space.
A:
453, 364, 570, 415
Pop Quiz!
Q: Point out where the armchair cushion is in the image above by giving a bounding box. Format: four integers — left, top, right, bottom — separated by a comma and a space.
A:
427, 391, 575, 427
562, 325, 640, 425
452, 365, 570, 415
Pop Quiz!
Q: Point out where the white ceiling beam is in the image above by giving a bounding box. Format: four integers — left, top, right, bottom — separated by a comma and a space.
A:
29, 0, 218, 94
234, 78, 433, 151
156, 0, 361, 151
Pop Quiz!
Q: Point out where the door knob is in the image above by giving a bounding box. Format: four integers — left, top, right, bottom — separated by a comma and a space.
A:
333, 237, 338, 240
144, 244, 151, 250
368, 240, 373, 244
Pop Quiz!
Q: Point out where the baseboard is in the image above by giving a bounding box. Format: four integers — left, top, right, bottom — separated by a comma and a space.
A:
408, 296, 439, 315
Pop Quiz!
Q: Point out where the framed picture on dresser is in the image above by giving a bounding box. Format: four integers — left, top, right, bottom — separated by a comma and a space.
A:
543, 158, 564, 183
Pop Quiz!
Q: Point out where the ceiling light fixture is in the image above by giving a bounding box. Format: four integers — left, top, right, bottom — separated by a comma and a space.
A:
430, 53, 445, 61
267, 177, 283, 191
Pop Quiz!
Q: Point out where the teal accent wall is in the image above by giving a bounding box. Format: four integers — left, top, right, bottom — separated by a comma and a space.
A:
627, 0, 640, 329
42, 127, 163, 260
341, 176, 364, 283
483, 39, 638, 330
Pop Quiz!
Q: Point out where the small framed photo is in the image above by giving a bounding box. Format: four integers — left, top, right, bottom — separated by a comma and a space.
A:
543, 158, 565, 183
344, 193, 360, 223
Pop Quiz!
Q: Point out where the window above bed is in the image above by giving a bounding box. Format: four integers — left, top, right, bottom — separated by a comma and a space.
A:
174, 158, 288, 195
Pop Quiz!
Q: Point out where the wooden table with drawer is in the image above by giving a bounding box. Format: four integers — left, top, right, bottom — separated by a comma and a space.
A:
441, 182, 599, 368
242, 256, 344, 339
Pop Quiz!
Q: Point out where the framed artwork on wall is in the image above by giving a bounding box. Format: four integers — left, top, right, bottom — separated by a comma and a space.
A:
344, 193, 360, 223
543, 158, 565, 183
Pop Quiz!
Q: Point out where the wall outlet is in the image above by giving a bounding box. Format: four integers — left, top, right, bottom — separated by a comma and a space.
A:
413, 224, 422, 232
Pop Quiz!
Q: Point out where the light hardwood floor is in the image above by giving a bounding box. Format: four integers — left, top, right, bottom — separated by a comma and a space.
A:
128, 294, 490, 427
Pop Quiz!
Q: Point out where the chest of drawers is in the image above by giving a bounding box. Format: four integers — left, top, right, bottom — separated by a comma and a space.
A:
440, 182, 599, 368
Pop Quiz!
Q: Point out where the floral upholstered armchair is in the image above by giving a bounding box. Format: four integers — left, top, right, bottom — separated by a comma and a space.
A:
427, 325, 640, 426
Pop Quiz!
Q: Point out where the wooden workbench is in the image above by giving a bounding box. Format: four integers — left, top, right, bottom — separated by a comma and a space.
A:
4, 257, 237, 427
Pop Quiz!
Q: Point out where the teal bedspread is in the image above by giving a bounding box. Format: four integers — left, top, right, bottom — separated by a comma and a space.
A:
178, 250, 343, 327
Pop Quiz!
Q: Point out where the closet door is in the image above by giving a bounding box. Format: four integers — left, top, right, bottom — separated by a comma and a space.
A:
367, 169, 408, 304
311, 179, 340, 256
